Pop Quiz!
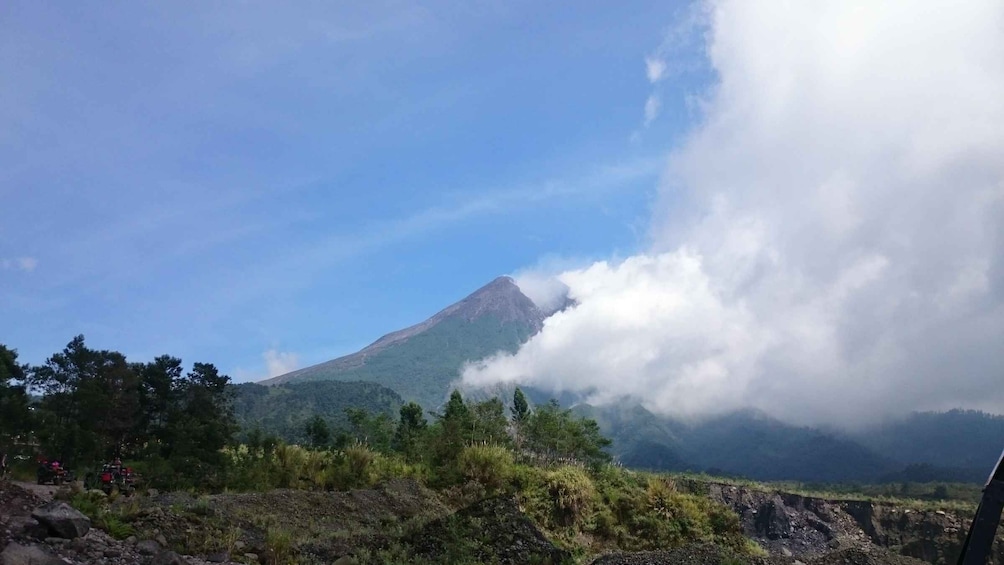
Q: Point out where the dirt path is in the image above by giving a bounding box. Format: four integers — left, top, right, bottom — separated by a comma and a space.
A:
8, 480, 59, 502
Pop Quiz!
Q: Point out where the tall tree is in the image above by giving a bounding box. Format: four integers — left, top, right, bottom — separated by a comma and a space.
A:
512, 387, 530, 449
523, 399, 611, 466
512, 387, 530, 424
0, 344, 32, 445
345, 408, 394, 452
305, 415, 331, 449
394, 402, 427, 461
30, 336, 141, 464
137, 355, 183, 455
469, 397, 510, 446
170, 362, 236, 470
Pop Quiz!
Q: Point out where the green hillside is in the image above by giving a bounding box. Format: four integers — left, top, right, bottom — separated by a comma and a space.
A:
232, 380, 403, 443
276, 314, 537, 410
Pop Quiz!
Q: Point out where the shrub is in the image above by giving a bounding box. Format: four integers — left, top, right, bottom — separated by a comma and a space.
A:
458, 444, 514, 492
325, 443, 378, 490
265, 527, 295, 565
547, 466, 596, 526
97, 513, 135, 540
69, 492, 104, 518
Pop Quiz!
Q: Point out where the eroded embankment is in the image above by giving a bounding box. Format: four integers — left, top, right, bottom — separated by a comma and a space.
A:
699, 481, 1002, 565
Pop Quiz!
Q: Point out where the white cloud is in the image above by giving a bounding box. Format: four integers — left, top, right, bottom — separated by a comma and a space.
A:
465, 0, 1004, 427
514, 269, 570, 315
643, 95, 661, 126
1, 257, 38, 272
264, 349, 299, 378
646, 57, 667, 83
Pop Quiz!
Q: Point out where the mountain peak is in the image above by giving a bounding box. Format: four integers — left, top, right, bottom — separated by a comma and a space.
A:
450, 276, 543, 326
260, 276, 546, 398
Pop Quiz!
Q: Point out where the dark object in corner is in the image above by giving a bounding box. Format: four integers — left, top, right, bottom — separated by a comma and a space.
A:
957, 448, 1004, 565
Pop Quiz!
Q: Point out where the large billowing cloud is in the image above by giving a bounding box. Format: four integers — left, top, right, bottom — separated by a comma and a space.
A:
463, 0, 1004, 427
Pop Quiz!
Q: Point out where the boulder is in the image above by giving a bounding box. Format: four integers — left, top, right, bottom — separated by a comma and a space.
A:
0, 542, 63, 565
137, 539, 161, 555
30, 501, 91, 539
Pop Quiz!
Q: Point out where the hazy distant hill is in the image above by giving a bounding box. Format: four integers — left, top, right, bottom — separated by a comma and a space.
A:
576, 402, 1004, 483
854, 409, 1004, 482
232, 380, 403, 443
575, 403, 899, 482
261, 276, 547, 409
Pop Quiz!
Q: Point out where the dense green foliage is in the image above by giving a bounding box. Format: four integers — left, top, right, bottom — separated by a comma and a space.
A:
0, 344, 32, 446
217, 388, 613, 493
231, 380, 402, 444
2, 336, 236, 487
287, 315, 537, 409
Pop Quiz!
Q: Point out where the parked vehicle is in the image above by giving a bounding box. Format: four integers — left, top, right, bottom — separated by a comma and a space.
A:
36, 458, 75, 485
85, 459, 139, 495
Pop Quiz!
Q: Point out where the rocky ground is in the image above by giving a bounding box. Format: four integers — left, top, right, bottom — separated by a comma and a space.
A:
0, 480, 236, 565
2, 478, 1001, 565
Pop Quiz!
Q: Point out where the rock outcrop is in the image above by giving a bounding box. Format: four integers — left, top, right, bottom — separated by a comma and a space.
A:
31, 502, 91, 539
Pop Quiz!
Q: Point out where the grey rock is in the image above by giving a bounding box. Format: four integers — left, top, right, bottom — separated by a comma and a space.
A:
782, 546, 793, 557
206, 551, 229, 562
0, 542, 64, 565
156, 534, 168, 547
243, 553, 259, 562
125, 535, 138, 545
42, 537, 68, 546
137, 539, 161, 555
755, 496, 792, 540
104, 548, 122, 558
151, 550, 189, 565
30, 501, 91, 539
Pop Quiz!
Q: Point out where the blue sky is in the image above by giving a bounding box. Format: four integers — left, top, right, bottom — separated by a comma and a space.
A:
1, 1, 703, 379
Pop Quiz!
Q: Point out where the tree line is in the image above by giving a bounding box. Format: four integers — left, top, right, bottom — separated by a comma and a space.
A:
0, 336, 235, 485
299, 388, 610, 463
1, 336, 612, 491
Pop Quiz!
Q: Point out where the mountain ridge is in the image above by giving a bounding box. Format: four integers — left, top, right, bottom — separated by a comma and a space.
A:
259, 276, 548, 408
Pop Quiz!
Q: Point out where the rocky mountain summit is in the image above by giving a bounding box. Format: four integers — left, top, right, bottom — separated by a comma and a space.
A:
260, 276, 554, 408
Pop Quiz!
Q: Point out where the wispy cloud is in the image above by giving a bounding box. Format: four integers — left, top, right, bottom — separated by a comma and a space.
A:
638, 3, 710, 130
645, 57, 667, 84
1, 257, 38, 272
644, 95, 661, 126
270, 155, 663, 277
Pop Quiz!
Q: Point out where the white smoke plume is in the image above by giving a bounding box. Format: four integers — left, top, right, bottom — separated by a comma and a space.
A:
463, 0, 1004, 427
264, 349, 299, 379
